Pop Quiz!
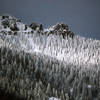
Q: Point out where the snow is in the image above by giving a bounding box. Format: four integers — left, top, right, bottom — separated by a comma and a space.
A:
0, 15, 100, 100
0, 15, 100, 69
88, 85, 92, 88
49, 97, 60, 100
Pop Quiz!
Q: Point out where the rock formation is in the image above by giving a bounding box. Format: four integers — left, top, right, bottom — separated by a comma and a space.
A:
44, 23, 74, 39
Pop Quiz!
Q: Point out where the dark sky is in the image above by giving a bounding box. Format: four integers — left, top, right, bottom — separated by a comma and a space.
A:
0, 0, 100, 40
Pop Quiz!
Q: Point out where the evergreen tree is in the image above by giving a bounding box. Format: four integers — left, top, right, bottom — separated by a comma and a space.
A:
65, 93, 69, 100
46, 83, 51, 96
60, 90, 65, 100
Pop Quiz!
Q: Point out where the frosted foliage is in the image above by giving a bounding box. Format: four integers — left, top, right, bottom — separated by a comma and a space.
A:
0, 15, 100, 69
0, 15, 100, 100
1, 31, 99, 68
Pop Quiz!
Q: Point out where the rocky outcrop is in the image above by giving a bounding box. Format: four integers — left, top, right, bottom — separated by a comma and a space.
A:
0, 15, 75, 39
0, 15, 20, 35
10, 23, 19, 32
29, 23, 43, 32
44, 23, 74, 39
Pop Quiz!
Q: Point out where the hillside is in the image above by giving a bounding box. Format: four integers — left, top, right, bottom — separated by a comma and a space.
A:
0, 15, 100, 100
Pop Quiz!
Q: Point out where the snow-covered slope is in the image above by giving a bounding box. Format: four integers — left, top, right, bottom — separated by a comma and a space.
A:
0, 15, 100, 100
0, 15, 100, 69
